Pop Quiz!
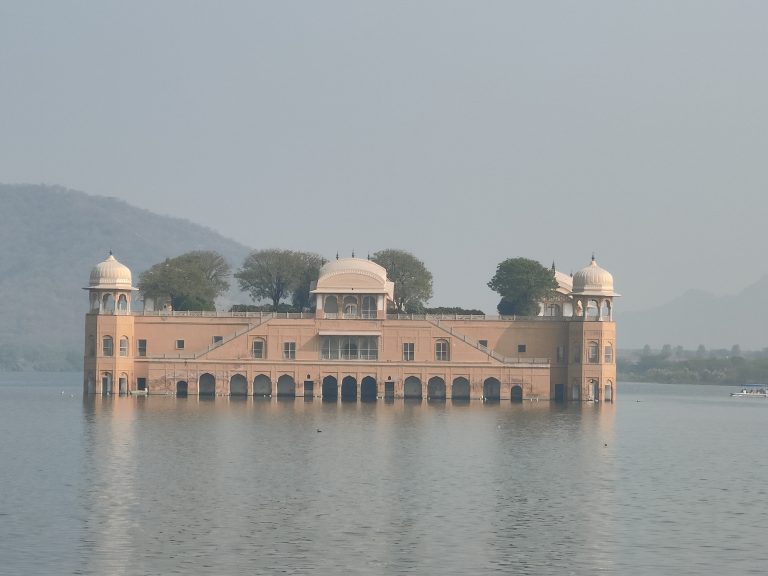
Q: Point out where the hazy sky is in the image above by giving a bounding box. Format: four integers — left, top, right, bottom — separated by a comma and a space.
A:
2, 1, 767, 314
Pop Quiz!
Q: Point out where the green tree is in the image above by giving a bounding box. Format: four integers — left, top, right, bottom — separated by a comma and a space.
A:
138, 250, 231, 311
371, 249, 433, 313
487, 257, 557, 316
291, 252, 325, 312
235, 249, 323, 311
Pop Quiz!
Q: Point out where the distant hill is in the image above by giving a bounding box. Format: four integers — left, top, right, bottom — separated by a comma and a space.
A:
620, 276, 768, 350
0, 184, 252, 369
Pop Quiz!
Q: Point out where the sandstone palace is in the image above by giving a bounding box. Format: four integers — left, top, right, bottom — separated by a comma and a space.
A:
83, 255, 618, 402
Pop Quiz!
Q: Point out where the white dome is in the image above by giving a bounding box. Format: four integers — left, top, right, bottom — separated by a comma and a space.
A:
88, 253, 134, 290
312, 257, 394, 298
572, 257, 619, 296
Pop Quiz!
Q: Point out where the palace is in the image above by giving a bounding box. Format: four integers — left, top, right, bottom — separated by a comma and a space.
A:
83, 254, 618, 402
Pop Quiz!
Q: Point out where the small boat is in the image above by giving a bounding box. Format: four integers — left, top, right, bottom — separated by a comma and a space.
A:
730, 384, 768, 398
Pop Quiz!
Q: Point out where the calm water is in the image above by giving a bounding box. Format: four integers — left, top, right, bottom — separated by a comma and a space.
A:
1, 374, 767, 575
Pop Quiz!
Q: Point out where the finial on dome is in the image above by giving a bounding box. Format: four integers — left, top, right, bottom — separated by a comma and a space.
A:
367, 252, 371, 261
551, 261, 556, 274
336, 252, 339, 261
109, 249, 113, 256
352, 249, 355, 258
591, 252, 596, 263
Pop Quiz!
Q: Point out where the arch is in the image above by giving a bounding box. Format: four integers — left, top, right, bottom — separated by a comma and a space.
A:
511, 385, 523, 403
322, 375, 338, 399
253, 374, 272, 396
586, 299, 599, 320
101, 372, 113, 395
605, 380, 613, 402
102, 293, 115, 314
360, 376, 377, 400
341, 376, 357, 400
604, 343, 614, 363
451, 377, 470, 399
176, 380, 188, 397
102, 335, 113, 357
343, 295, 358, 317
119, 336, 129, 357
277, 375, 296, 397
600, 300, 611, 320
230, 374, 248, 396
199, 373, 216, 396
543, 303, 561, 317
117, 293, 128, 312
589, 378, 600, 402
119, 373, 128, 395
427, 376, 446, 399
483, 377, 500, 400
324, 295, 338, 314
404, 376, 422, 399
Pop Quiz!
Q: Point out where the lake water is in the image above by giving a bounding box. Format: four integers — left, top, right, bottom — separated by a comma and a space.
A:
1, 373, 767, 575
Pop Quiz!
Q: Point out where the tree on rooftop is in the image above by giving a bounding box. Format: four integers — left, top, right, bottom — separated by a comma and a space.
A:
138, 250, 231, 311
371, 249, 433, 313
487, 257, 557, 316
235, 249, 323, 311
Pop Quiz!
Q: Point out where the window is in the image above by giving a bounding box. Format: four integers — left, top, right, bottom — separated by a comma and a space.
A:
478, 339, 488, 349
343, 296, 358, 318
359, 337, 378, 360
320, 336, 378, 360
283, 341, 296, 360
588, 341, 599, 363
102, 336, 113, 357
435, 340, 449, 361
213, 335, 223, 344
119, 337, 129, 357
137, 339, 147, 357
518, 344, 527, 354
137, 377, 146, 391
605, 344, 614, 364
176, 340, 185, 350
403, 342, 414, 361
252, 339, 265, 359
362, 296, 377, 319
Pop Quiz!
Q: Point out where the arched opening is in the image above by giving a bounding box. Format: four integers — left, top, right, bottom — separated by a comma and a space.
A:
176, 381, 188, 397
604, 343, 614, 363
605, 380, 613, 402
324, 295, 338, 315
542, 303, 561, 317
404, 376, 422, 399
554, 383, 565, 403
277, 375, 296, 397
322, 376, 338, 399
117, 294, 128, 313
586, 299, 599, 320
119, 336, 129, 357
483, 377, 500, 401
253, 374, 272, 396
360, 376, 377, 401
563, 301, 574, 317
451, 377, 470, 399
590, 379, 600, 402
230, 374, 248, 396
600, 300, 611, 320
119, 373, 128, 395
427, 377, 446, 400
343, 295, 358, 318
199, 373, 216, 396
362, 296, 376, 319
341, 376, 357, 400
101, 372, 113, 395
102, 293, 115, 314
511, 385, 523, 403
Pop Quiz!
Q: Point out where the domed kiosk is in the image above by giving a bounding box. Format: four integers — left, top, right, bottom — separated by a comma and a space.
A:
571, 256, 619, 321
85, 252, 137, 314
311, 257, 394, 319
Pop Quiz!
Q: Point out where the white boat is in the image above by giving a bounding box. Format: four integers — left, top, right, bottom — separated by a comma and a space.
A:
730, 384, 768, 398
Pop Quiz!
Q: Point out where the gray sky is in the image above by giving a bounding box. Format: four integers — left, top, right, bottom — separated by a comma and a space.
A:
2, 1, 767, 314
